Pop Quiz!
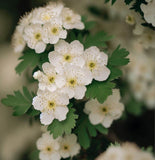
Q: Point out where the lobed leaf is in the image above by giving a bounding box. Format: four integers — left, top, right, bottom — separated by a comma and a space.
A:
47, 104, 78, 139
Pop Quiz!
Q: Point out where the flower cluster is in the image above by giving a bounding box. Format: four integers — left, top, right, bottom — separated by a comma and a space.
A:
12, 2, 84, 53
96, 142, 155, 160
32, 40, 110, 125
126, 47, 155, 109
37, 132, 80, 160
84, 89, 124, 128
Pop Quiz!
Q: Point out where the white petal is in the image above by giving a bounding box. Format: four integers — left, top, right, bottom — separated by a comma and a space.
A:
42, 62, 55, 75
93, 66, 110, 81
89, 113, 104, 125
55, 75, 66, 88
59, 29, 67, 39
74, 86, 86, 99
40, 112, 54, 125
32, 96, 46, 111
48, 51, 62, 67
70, 40, 84, 55
49, 35, 59, 44
72, 56, 85, 67
39, 152, 50, 160
35, 42, 46, 53
102, 116, 113, 128
60, 150, 70, 158
70, 143, 80, 156
50, 152, 61, 160
61, 87, 75, 99
54, 40, 69, 54
54, 106, 69, 121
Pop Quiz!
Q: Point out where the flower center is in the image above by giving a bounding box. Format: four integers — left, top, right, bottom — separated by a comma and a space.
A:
63, 145, 69, 151
64, 54, 72, 62
102, 106, 108, 113
68, 78, 77, 87
46, 146, 52, 152
126, 15, 135, 25
34, 33, 42, 40
51, 27, 58, 34
65, 16, 72, 22
88, 62, 96, 71
48, 76, 55, 83
42, 13, 51, 21
48, 101, 56, 110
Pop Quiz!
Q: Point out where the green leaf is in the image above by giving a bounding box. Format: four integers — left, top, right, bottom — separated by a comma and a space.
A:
47, 104, 78, 139
84, 31, 112, 49
76, 114, 108, 149
126, 97, 143, 116
82, 16, 96, 30
15, 50, 40, 75
29, 150, 39, 160
108, 45, 129, 66
107, 66, 123, 81
27, 107, 40, 116
95, 124, 108, 134
1, 87, 34, 116
86, 80, 115, 103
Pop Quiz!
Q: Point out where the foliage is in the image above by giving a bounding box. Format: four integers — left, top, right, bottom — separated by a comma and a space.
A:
1, 87, 37, 116
75, 114, 108, 149
15, 49, 49, 75
47, 104, 78, 139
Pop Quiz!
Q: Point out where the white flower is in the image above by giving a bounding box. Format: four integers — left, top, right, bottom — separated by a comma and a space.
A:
23, 24, 46, 53
84, 46, 110, 81
62, 7, 84, 30
12, 26, 26, 53
96, 146, 124, 160
37, 132, 61, 160
141, 0, 155, 27
59, 134, 80, 158
33, 62, 66, 92
42, 19, 67, 44
31, 2, 63, 25
49, 40, 85, 73
32, 90, 69, 125
85, 89, 124, 128
60, 65, 92, 99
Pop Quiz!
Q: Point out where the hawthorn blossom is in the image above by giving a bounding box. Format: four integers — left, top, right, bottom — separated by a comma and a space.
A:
59, 134, 80, 158
49, 40, 85, 73
32, 90, 69, 125
62, 7, 84, 30
23, 24, 46, 53
85, 89, 124, 128
37, 132, 61, 160
60, 65, 92, 99
42, 19, 67, 44
84, 46, 110, 81
31, 2, 63, 25
33, 62, 66, 92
